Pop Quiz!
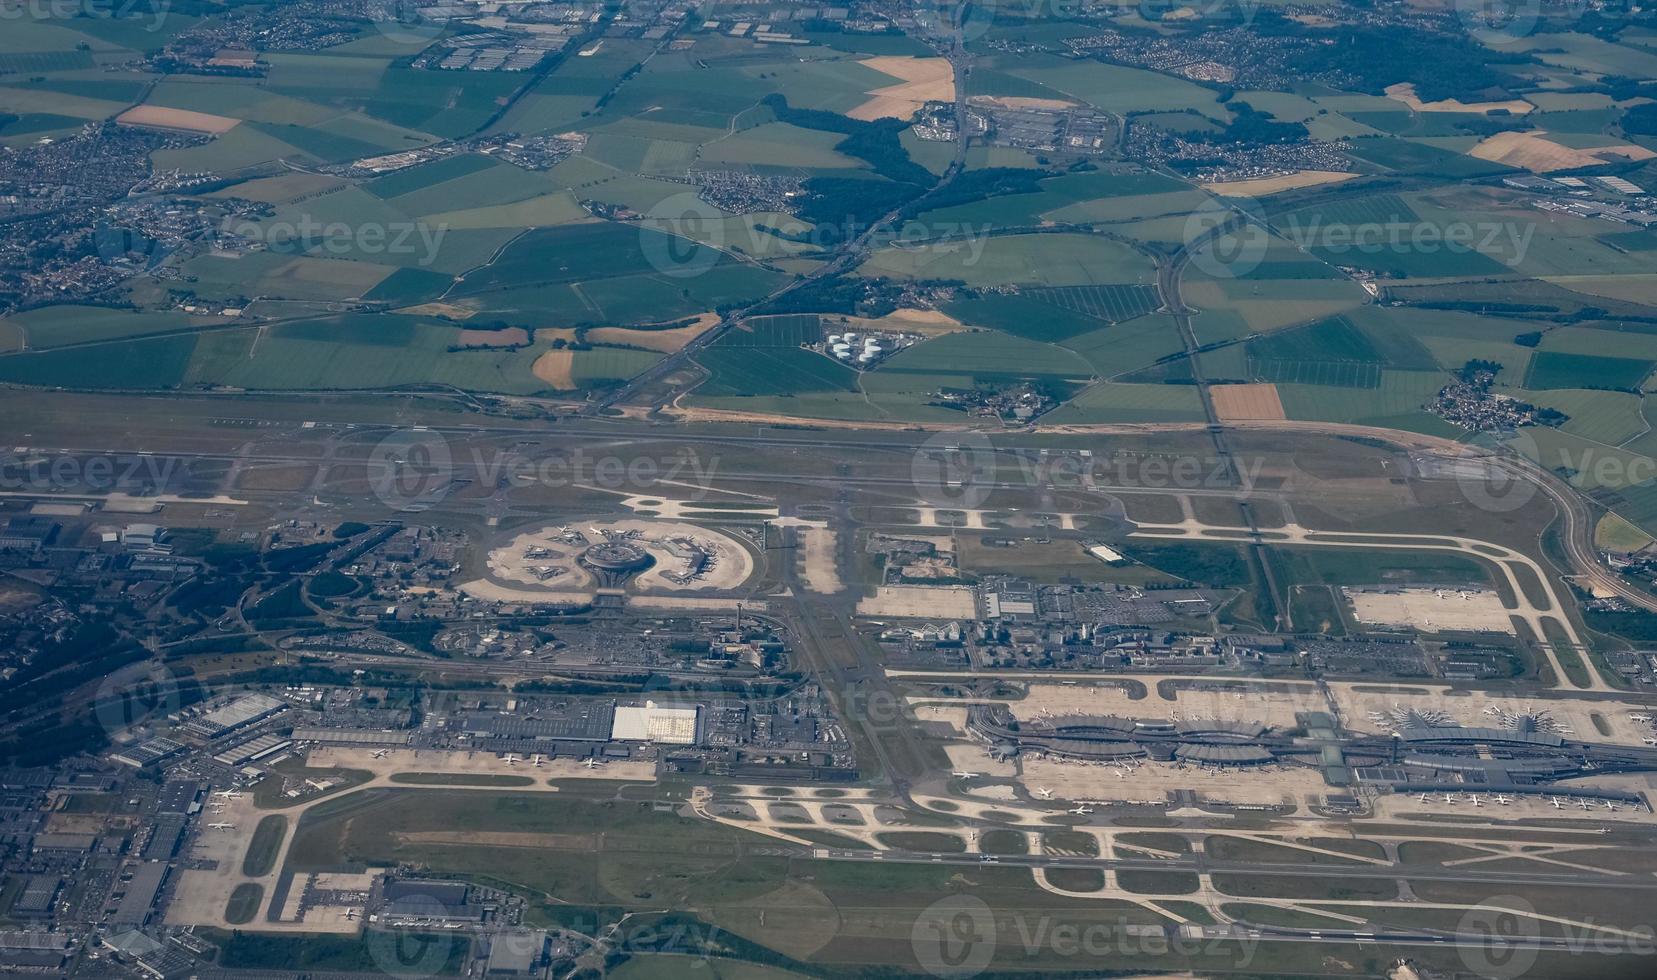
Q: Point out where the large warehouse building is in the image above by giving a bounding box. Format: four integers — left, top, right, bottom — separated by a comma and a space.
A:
611, 701, 701, 745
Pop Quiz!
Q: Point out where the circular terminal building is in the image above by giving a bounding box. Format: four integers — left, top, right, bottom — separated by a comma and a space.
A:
580, 541, 654, 587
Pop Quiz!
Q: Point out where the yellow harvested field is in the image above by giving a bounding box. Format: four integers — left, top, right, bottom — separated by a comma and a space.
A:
117, 104, 240, 134
848, 56, 956, 122
1211, 383, 1286, 421
394, 302, 476, 320
833, 307, 965, 337
1384, 82, 1532, 115
531, 349, 575, 389
587, 313, 719, 352
1469, 131, 1655, 172
458, 327, 529, 347
1203, 171, 1358, 196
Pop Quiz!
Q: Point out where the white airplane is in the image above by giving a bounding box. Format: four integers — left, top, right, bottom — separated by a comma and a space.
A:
1417, 792, 1432, 804
1551, 797, 1566, 809
370, 749, 389, 759
530, 754, 547, 767
1471, 795, 1484, 808
208, 822, 235, 830
1603, 800, 1618, 811
1034, 788, 1055, 800
1630, 713, 1652, 723
502, 753, 521, 766
211, 790, 242, 800
1578, 799, 1594, 811
1643, 737, 1657, 746
582, 758, 605, 769
951, 771, 979, 779
1495, 795, 1512, 806
1444, 792, 1459, 805
1069, 805, 1094, 816
344, 908, 359, 921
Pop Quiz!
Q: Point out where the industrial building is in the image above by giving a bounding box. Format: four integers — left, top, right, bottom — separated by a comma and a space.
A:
611, 701, 701, 745
179, 694, 286, 740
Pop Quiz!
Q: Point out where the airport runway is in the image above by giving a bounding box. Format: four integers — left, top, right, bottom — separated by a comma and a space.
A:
769, 846, 1657, 890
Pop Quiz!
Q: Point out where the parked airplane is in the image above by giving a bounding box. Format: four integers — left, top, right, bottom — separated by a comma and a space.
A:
951, 771, 979, 779
370, 749, 389, 759
1578, 799, 1594, 810
502, 753, 521, 766
208, 822, 235, 830
1551, 797, 1567, 809
1495, 795, 1512, 806
582, 758, 605, 769
530, 754, 547, 767
1069, 805, 1094, 816
211, 790, 242, 800
1034, 788, 1055, 800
